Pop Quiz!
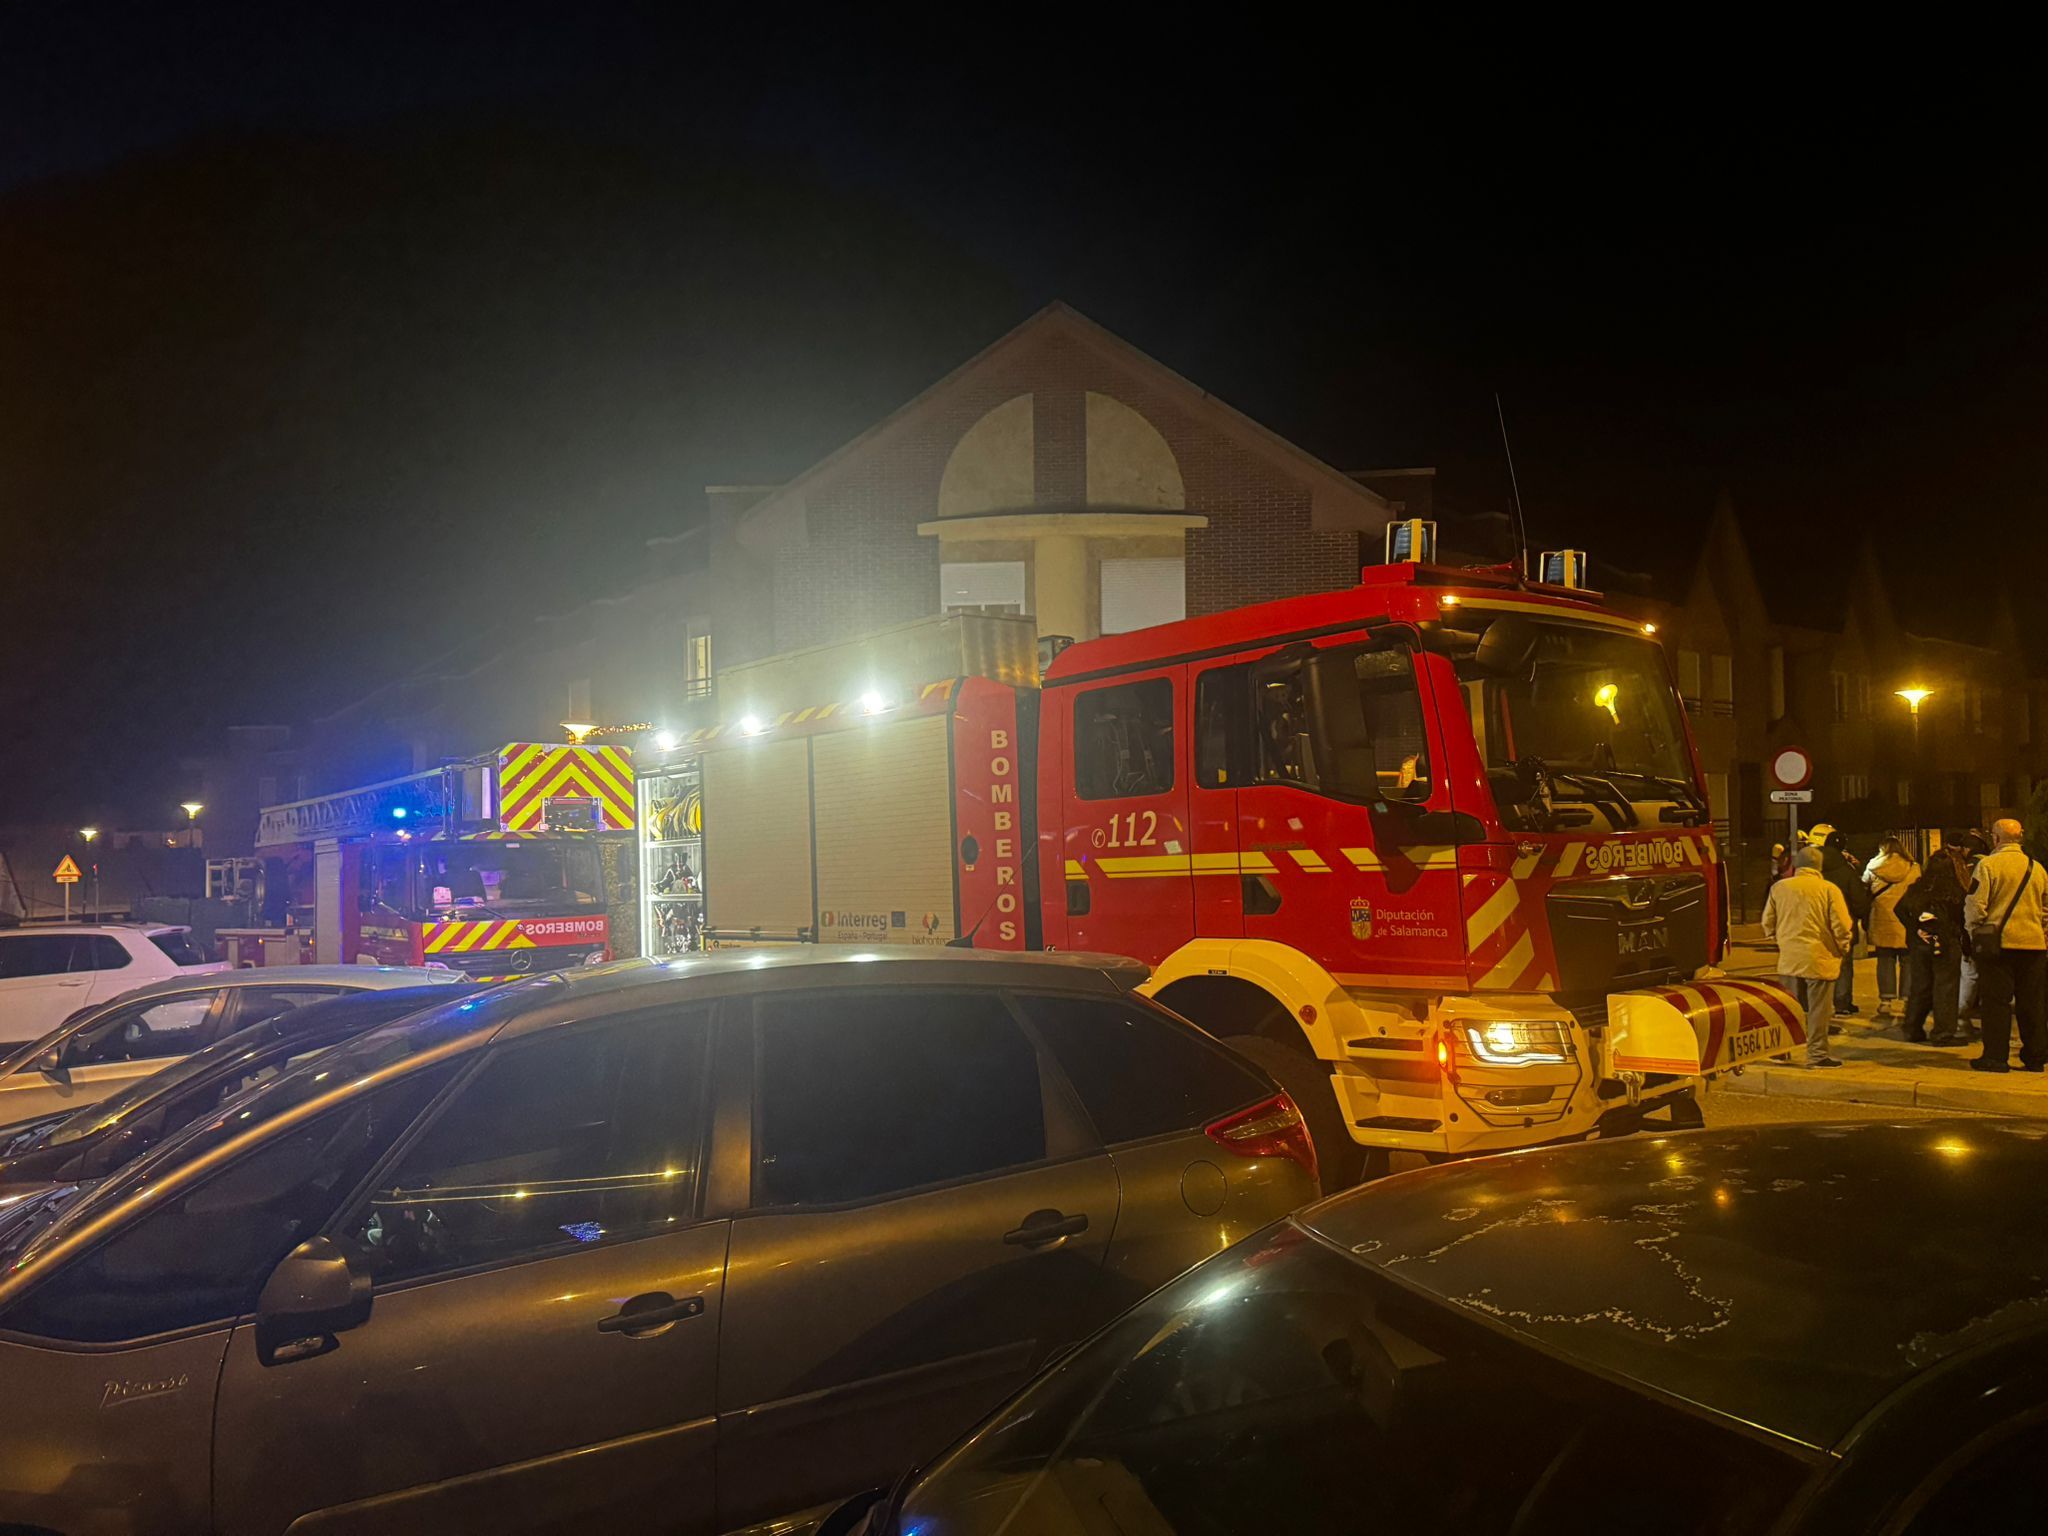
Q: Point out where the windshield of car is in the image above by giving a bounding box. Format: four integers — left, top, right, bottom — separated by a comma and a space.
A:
1, 980, 535, 1271
1462, 619, 1697, 830
416, 840, 601, 916
149, 930, 208, 966
896, 1224, 1807, 1536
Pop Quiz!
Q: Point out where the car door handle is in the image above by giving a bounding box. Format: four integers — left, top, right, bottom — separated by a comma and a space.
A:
596, 1291, 705, 1336
57, 979, 89, 988
1003, 1209, 1089, 1247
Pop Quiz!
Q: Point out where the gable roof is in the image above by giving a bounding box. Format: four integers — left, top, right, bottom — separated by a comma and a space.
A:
735, 301, 1391, 548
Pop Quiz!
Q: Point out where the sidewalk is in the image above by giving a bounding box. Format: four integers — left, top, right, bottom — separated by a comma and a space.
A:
1717, 924, 2048, 1117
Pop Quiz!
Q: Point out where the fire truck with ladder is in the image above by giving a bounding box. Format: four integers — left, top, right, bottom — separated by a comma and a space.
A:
255, 742, 636, 980
669, 525, 1807, 1182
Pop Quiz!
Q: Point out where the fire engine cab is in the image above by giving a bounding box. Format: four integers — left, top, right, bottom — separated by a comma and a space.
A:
681, 528, 1804, 1181
255, 742, 635, 980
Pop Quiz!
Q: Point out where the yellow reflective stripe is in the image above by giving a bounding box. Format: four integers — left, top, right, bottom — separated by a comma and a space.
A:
1476, 930, 1536, 988
1681, 838, 1702, 867
1098, 855, 1193, 878
422, 925, 456, 954
1341, 847, 1383, 872
1511, 848, 1543, 879
1288, 848, 1331, 872
1466, 881, 1521, 949
1554, 841, 1584, 877
498, 741, 548, 784
1064, 859, 1087, 879
448, 924, 491, 953
1406, 846, 1459, 870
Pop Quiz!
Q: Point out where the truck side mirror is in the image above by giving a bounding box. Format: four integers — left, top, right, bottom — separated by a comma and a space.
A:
1472, 614, 1539, 679
1302, 650, 1379, 802
255, 1235, 373, 1366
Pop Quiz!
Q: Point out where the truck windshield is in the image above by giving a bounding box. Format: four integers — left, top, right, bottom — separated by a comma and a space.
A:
1463, 620, 1699, 832
417, 841, 602, 916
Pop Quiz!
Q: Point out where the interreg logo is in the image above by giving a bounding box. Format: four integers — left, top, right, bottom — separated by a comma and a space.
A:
1583, 839, 1690, 876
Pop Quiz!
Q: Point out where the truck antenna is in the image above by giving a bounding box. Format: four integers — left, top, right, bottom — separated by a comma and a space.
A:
1494, 392, 1531, 582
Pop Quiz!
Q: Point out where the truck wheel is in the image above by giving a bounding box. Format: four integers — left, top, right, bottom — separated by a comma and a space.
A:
1660, 1090, 1706, 1131
1224, 1036, 1364, 1192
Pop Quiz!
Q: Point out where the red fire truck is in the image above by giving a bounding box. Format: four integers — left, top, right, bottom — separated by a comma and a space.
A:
255, 742, 636, 979
685, 540, 1804, 1180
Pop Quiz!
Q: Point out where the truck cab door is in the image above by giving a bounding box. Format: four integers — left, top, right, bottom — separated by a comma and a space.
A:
1058, 668, 1194, 964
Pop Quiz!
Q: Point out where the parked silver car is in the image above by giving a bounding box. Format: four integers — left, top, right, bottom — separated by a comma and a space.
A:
0, 965, 465, 1126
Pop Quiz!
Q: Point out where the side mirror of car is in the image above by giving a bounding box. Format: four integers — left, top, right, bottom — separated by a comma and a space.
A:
255, 1236, 373, 1367
35, 1048, 68, 1084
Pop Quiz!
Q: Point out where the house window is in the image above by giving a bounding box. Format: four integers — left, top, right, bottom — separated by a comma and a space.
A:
1970, 685, 1986, 734
1768, 647, 1786, 721
1708, 655, 1734, 712
686, 626, 713, 696
1678, 651, 1702, 704
1854, 674, 1872, 718
2021, 692, 2033, 746
1073, 678, 1175, 801
1898, 778, 1913, 807
1830, 671, 1848, 723
941, 561, 1026, 615
1100, 557, 1185, 635
1841, 773, 1869, 801
1982, 781, 2003, 814
258, 775, 278, 806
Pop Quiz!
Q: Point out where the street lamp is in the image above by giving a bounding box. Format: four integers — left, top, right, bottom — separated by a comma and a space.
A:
180, 801, 204, 852
79, 827, 100, 924
1895, 688, 1932, 859
560, 722, 596, 744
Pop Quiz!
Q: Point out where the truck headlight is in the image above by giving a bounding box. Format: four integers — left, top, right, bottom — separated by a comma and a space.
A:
1456, 1019, 1574, 1066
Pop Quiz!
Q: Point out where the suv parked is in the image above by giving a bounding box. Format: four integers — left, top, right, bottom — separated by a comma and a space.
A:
0, 949, 1314, 1535
0, 923, 225, 1043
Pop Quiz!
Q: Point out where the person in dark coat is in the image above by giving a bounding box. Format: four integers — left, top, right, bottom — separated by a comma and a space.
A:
1900, 845, 1970, 1046
1815, 827, 1873, 1016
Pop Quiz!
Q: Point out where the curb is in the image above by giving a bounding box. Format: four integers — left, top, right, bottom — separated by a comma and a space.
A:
1716, 1063, 2047, 1118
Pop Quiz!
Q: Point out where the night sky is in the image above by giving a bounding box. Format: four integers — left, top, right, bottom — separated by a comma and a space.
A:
4, 8, 2042, 822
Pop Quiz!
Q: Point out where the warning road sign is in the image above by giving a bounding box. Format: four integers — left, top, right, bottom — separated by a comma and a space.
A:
52, 855, 82, 884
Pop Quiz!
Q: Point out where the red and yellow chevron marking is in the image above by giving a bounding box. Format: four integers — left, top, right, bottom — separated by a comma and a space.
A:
423, 919, 539, 955
1614, 979, 1806, 1073
497, 743, 635, 832
1460, 871, 1556, 992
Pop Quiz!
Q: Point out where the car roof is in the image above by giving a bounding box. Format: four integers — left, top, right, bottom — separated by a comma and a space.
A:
94, 965, 465, 1004
0, 923, 180, 937
1296, 1119, 2048, 1452
420, 946, 1146, 1043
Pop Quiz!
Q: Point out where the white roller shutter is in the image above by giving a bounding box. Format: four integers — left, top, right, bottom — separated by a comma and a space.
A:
1100, 557, 1185, 634
703, 737, 814, 938
812, 715, 958, 944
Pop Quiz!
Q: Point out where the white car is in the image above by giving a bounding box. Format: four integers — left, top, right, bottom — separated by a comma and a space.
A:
0, 924, 228, 1045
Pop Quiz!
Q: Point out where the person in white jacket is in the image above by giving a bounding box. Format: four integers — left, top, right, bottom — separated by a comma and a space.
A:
1763, 845, 1853, 1067
1963, 819, 2048, 1074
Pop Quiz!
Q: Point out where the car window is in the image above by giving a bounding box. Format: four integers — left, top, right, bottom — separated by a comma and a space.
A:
1019, 994, 1267, 1143
84, 935, 134, 971
1074, 677, 1175, 800
754, 989, 1045, 1207
64, 993, 220, 1065
904, 1226, 1808, 1535
0, 934, 79, 979
232, 987, 342, 1029
343, 1009, 710, 1283
148, 931, 208, 967
1897, 1418, 2048, 1531
1, 1067, 452, 1344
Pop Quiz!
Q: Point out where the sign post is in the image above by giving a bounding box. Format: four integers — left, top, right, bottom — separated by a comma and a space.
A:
1768, 747, 1815, 852
52, 854, 82, 924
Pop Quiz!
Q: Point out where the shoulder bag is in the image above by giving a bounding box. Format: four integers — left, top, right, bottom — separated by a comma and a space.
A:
1968, 857, 2037, 959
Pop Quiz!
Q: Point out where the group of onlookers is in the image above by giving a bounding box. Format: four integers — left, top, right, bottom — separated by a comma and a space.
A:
1762, 820, 2048, 1072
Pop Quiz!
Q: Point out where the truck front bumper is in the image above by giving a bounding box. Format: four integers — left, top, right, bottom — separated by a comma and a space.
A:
1335, 978, 1804, 1156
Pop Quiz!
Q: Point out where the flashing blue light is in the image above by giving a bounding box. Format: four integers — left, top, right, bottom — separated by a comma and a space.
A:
390, 806, 408, 820
559, 1222, 605, 1244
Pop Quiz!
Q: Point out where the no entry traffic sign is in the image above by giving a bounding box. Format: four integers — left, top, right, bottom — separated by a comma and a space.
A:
1769, 746, 1813, 791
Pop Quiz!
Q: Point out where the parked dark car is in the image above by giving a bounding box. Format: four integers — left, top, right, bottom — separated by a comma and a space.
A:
0, 984, 474, 1191
0, 948, 1316, 1535
808, 1119, 2048, 1536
